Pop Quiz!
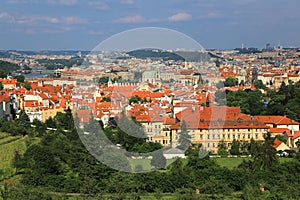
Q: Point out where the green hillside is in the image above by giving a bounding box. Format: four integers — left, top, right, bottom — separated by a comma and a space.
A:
0, 132, 27, 178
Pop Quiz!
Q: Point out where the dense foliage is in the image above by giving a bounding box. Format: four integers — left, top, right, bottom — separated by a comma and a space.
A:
36, 57, 83, 70
0, 61, 20, 78
1, 108, 300, 199
216, 80, 300, 121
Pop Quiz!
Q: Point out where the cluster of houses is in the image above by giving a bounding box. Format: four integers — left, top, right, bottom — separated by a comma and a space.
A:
1, 47, 300, 155
73, 78, 299, 154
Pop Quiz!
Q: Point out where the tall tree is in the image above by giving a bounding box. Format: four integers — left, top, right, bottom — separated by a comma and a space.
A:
177, 120, 191, 150
230, 139, 240, 155
150, 150, 166, 170
251, 133, 278, 170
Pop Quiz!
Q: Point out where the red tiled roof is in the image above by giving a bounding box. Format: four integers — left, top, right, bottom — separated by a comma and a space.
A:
269, 128, 290, 134
292, 131, 300, 140
254, 116, 299, 125
0, 78, 17, 85
273, 138, 283, 149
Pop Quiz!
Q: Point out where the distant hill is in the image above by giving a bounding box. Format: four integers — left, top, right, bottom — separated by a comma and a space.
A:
0, 60, 20, 75
127, 49, 211, 62
127, 49, 185, 61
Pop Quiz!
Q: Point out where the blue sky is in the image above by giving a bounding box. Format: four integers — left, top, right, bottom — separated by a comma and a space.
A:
0, 0, 300, 50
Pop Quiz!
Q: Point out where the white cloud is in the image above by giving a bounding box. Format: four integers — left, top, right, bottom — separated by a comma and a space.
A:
0, 12, 87, 26
46, 0, 77, 5
116, 15, 145, 23
0, 12, 14, 21
121, 0, 134, 4
7, 0, 41, 3
63, 16, 88, 24
88, 2, 109, 10
168, 12, 192, 22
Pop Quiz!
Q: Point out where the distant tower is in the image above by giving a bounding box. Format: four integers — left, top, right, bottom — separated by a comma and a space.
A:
108, 74, 113, 87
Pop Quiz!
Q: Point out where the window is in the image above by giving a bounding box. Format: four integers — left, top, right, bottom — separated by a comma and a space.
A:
212, 134, 215, 139
165, 133, 168, 137
233, 134, 236, 139
207, 143, 210, 148
200, 135, 203, 139
207, 135, 210, 139
248, 129, 250, 132
238, 134, 240, 139
155, 125, 157, 128
223, 134, 225, 139
228, 134, 230, 139
248, 134, 251, 139
256, 134, 258, 139
213, 143, 215, 147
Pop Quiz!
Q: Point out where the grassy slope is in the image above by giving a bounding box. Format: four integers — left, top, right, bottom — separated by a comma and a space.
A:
213, 157, 293, 169
0, 132, 27, 177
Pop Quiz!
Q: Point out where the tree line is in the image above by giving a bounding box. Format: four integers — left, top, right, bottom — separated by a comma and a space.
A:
0, 109, 299, 199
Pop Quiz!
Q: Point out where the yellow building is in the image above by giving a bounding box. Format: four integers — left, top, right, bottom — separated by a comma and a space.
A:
42, 107, 64, 122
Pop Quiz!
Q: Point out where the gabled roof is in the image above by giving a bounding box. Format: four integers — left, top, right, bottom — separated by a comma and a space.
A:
292, 131, 300, 140
273, 138, 283, 149
269, 128, 290, 134
254, 116, 299, 125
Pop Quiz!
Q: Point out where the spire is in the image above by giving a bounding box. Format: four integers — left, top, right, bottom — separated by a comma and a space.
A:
108, 74, 113, 87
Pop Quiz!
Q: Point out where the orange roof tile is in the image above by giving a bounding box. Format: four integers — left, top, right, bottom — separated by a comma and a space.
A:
273, 138, 283, 149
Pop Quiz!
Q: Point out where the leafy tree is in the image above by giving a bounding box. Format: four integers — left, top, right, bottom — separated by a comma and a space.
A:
100, 97, 111, 102
0, 69, 7, 78
132, 142, 162, 153
32, 119, 47, 137
0, 82, 3, 90
230, 139, 240, 155
253, 80, 266, 90
177, 120, 191, 151
240, 79, 245, 86
218, 140, 229, 157
151, 150, 166, 170
224, 76, 238, 87
45, 117, 56, 128
98, 76, 109, 84
14, 75, 25, 83
23, 81, 31, 90
129, 95, 141, 104
242, 184, 266, 200
251, 133, 278, 170
17, 110, 30, 135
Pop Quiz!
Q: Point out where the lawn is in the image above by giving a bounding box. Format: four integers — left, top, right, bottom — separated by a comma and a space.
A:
129, 158, 177, 172
0, 134, 28, 177
212, 157, 294, 169
213, 157, 248, 169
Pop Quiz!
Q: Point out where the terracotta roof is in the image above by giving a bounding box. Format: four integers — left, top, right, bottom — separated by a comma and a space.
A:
273, 138, 283, 149
292, 131, 300, 140
254, 116, 299, 125
269, 128, 290, 134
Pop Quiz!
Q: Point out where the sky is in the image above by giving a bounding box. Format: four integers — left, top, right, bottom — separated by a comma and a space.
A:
0, 0, 300, 50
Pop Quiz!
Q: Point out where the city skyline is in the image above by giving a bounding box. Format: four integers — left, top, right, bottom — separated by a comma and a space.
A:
1, 0, 300, 50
